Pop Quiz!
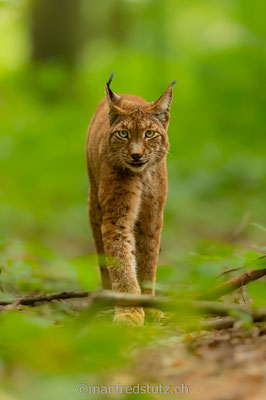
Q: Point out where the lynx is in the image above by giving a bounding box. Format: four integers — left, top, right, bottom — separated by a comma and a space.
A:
86, 73, 175, 325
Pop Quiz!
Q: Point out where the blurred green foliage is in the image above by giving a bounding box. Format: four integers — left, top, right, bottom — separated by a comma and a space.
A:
1, 0, 265, 254
0, 0, 265, 398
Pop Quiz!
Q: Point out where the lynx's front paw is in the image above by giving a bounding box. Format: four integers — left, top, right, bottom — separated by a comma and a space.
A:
113, 306, 144, 326
145, 307, 165, 323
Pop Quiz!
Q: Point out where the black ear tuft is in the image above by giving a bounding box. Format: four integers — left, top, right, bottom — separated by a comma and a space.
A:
107, 72, 115, 88
169, 80, 176, 87
106, 72, 116, 100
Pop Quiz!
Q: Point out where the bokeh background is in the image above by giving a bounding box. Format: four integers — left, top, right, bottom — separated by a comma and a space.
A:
0, 0, 265, 399
0, 0, 266, 255
1, 0, 265, 256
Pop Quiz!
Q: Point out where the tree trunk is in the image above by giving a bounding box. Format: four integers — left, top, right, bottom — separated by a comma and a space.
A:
30, 0, 82, 66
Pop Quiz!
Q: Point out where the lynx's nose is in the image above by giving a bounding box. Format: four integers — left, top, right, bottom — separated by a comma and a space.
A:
131, 153, 142, 161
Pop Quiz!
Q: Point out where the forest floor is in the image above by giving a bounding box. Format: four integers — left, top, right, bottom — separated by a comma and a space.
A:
132, 323, 266, 400
82, 292, 266, 400
68, 291, 266, 400
103, 321, 266, 400
1, 237, 265, 400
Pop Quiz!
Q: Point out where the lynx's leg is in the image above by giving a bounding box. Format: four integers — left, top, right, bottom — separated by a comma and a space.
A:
99, 174, 144, 326
89, 189, 111, 290
135, 195, 165, 322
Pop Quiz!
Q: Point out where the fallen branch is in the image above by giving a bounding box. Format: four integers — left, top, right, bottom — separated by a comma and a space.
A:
199, 317, 238, 330
1, 290, 266, 323
0, 289, 92, 306
0, 266, 265, 326
1, 265, 264, 308
198, 268, 266, 300
0, 290, 167, 308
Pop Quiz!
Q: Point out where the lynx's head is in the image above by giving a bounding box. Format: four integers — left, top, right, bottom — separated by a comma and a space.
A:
105, 73, 175, 172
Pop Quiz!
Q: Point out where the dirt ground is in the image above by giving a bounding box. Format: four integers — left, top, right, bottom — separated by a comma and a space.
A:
71, 294, 266, 400
99, 320, 265, 400
126, 323, 266, 400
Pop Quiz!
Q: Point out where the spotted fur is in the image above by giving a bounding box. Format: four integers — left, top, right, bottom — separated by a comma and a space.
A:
86, 76, 174, 325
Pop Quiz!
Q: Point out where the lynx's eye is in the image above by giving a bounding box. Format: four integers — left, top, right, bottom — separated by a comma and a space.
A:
145, 130, 155, 138
118, 130, 129, 138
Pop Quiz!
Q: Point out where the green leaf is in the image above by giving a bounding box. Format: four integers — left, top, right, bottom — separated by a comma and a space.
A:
251, 222, 266, 233
0, 292, 15, 301
243, 250, 263, 268
229, 310, 253, 328
248, 282, 266, 306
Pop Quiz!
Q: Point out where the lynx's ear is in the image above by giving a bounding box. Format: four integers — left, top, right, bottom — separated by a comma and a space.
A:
105, 72, 124, 125
150, 80, 176, 127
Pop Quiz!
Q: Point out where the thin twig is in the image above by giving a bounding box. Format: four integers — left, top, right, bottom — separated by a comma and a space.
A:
198, 268, 266, 300
217, 267, 244, 277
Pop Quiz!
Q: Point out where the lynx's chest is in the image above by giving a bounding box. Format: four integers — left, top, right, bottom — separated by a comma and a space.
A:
140, 161, 168, 201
